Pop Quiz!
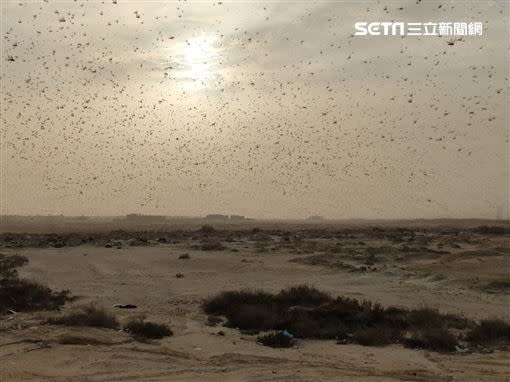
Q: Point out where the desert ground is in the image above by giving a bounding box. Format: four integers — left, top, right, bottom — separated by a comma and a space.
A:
1, 221, 509, 381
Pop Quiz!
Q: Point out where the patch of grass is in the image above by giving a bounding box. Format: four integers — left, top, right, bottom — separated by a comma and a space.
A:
124, 320, 173, 339
467, 319, 510, 346
257, 331, 294, 348
47, 305, 119, 329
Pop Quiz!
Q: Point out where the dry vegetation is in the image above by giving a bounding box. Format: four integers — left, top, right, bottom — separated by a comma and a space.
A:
47, 305, 119, 329
124, 320, 173, 339
0, 253, 70, 313
203, 285, 508, 353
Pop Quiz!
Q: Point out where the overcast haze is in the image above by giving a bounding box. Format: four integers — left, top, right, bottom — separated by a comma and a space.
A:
1, 0, 508, 219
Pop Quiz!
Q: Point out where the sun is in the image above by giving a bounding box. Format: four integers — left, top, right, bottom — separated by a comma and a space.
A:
183, 36, 216, 86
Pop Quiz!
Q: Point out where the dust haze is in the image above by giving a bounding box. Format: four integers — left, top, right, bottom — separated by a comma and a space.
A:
2, 1, 508, 219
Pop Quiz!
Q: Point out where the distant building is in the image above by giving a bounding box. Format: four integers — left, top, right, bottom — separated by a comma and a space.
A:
125, 214, 167, 222
205, 214, 229, 220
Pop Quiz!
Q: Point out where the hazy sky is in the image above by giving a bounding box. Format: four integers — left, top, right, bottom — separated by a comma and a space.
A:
1, 0, 508, 219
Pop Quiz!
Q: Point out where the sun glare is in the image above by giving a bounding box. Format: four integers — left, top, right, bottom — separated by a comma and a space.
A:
180, 36, 217, 89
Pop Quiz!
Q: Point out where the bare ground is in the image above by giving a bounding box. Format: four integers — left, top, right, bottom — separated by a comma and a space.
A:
1, 225, 509, 381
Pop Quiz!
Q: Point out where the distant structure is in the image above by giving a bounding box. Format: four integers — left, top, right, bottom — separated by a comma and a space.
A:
204, 214, 247, 221
125, 214, 167, 223
205, 214, 229, 221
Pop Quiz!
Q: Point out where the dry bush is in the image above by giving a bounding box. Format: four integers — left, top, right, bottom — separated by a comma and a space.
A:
47, 305, 118, 329
124, 320, 173, 339
0, 254, 28, 280
203, 289, 274, 317
0, 279, 70, 312
352, 327, 399, 347
202, 284, 496, 352
257, 331, 294, 348
198, 225, 216, 235
206, 315, 223, 326
228, 304, 281, 330
466, 319, 510, 346
403, 328, 458, 353
0, 254, 70, 313
276, 285, 331, 307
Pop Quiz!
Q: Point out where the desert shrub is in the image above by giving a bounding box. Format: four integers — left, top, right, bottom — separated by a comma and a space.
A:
124, 320, 173, 339
257, 331, 294, 348
0, 278, 70, 312
276, 285, 331, 307
406, 308, 447, 329
0, 253, 71, 313
202, 285, 500, 352
403, 328, 458, 353
203, 290, 274, 317
47, 305, 118, 329
227, 304, 281, 330
467, 319, 510, 346
286, 308, 347, 339
206, 315, 223, 326
0, 254, 28, 280
198, 225, 216, 235
352, 327, 399, 346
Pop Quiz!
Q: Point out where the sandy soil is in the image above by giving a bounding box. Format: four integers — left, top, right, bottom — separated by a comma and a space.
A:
1, 226, 509, 381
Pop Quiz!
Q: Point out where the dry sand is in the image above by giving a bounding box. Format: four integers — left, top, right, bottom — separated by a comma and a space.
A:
1, 225, 509, 381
